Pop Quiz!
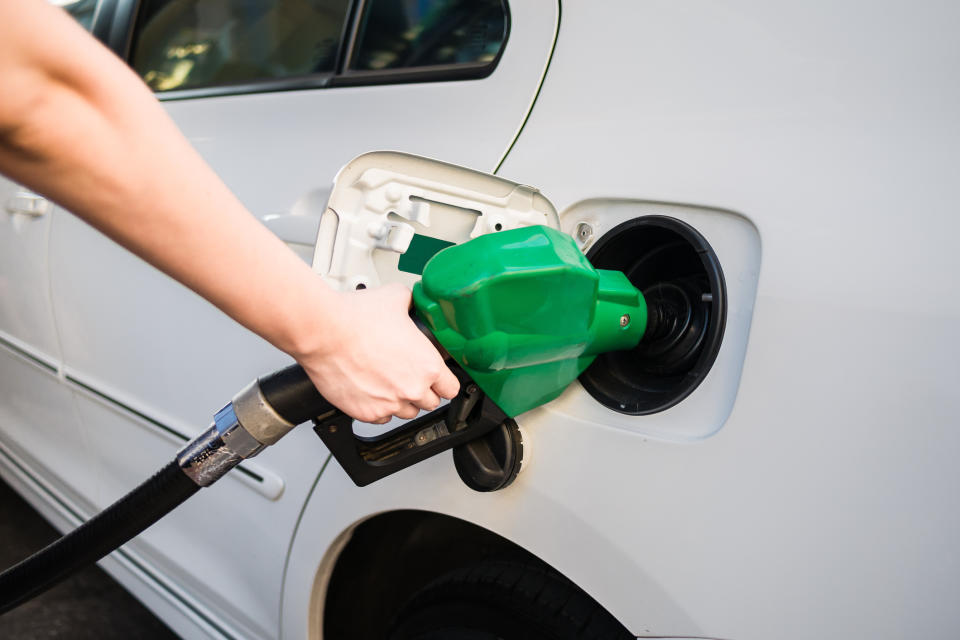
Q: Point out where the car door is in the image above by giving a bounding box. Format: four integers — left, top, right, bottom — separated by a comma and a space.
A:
47, 1, 558, 636
0, 0, 102, 513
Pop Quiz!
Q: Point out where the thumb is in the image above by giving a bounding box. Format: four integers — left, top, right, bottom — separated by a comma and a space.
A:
432, 365, 460, 400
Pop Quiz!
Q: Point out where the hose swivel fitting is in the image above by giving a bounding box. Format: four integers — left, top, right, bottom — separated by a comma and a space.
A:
176, 377, 298, 487
177, 404, 265, 487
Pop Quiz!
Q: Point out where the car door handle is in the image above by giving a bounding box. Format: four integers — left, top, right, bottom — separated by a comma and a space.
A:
5, 190, 50, 218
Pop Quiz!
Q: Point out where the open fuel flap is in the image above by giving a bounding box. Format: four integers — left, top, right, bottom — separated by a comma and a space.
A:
312, 151, 560, 291
311, 154, 752, 490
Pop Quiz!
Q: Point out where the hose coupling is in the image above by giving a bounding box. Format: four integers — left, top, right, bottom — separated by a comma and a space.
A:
176, 377, 298, 487
176, 403, 266, 487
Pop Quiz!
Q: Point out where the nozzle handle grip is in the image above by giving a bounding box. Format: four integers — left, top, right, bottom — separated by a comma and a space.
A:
257, 311, 441, 427
258, 364, 338, 426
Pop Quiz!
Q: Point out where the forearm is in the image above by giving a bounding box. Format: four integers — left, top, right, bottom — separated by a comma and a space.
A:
0, 1, 459, 422
0, 1, 340, 358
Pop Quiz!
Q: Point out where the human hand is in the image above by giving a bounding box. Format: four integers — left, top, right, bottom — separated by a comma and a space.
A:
294, 283, 460, 424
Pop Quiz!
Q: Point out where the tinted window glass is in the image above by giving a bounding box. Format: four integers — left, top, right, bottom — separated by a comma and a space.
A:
351, 0, 507, 72
131, 0, 350, 92
57, 0, 99, 30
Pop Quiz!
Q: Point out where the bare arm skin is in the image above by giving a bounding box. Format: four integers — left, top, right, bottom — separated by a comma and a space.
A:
0, 0, 458, 423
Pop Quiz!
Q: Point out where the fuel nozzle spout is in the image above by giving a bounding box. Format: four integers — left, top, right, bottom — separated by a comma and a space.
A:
637, 278, 714, 376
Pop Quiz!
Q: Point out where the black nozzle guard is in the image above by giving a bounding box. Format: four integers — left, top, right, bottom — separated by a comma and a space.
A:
579, 215, 726, 415
453, 419, 523, 492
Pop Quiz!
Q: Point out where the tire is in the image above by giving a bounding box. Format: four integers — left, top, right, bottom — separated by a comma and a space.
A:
388, 560, 634, 640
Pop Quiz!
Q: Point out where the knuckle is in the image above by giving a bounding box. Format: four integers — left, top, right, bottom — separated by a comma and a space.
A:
439, 375, 460, 397
356, 404, 389, 424
400, 384, 422, 402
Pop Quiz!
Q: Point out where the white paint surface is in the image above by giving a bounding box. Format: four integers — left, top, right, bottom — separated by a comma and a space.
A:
2, 1, 958, 638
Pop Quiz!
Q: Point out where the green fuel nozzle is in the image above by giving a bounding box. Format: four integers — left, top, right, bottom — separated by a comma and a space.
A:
0, 224, 717, 614
413, 225, 649, 417
199, 226, 705, 491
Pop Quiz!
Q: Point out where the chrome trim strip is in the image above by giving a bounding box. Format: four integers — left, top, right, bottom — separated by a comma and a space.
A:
0, 339, 283, 498
61, 371, 284, 498
0, 330, 58, 374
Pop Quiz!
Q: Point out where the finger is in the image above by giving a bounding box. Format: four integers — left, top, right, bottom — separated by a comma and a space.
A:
432, 366, 460, 400
395, 402, 420, 420
357, 403, 394, 424
414, 388, 442, 412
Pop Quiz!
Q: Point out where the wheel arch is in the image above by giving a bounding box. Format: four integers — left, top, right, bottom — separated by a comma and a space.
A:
280, 456, 697, 638
309, 509, 623, 639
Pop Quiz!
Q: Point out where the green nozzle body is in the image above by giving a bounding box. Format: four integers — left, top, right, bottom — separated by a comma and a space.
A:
412, 226, 646, 417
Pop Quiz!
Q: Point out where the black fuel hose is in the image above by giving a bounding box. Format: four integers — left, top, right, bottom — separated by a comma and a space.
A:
0, 332, 424, 614
0, 460, 199, 614
0, 364, 336, 615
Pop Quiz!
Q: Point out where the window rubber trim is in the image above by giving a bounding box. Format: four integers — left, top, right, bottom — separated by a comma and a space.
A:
330, 60, 500, 87
153, 74, 336, 102
123, 0, 510, 101
89, 0, 117, 43
335, 0, 367, 75
93, 0, 140, 58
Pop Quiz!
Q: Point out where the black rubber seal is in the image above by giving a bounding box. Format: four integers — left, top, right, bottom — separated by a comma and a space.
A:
579, 215, 727, 415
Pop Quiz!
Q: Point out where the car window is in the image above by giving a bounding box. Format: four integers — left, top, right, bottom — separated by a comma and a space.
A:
350, 0, 507, 72
56, 0, 100, 31
130, 0, 351, 92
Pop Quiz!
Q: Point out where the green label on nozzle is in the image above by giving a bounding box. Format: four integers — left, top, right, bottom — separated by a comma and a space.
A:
399, 234, 456, 275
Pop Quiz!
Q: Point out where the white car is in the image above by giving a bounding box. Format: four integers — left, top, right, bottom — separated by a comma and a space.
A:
1, 0, 958, 638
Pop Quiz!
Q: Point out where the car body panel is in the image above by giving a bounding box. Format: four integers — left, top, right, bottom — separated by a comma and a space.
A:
1, 0, 958, 638
287, 0, 960, 637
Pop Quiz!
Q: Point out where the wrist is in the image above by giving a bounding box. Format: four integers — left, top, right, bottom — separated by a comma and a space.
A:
272, 273, 347, 362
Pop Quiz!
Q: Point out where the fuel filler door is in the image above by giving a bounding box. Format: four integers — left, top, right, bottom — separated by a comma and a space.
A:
312, 151, 560, 292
